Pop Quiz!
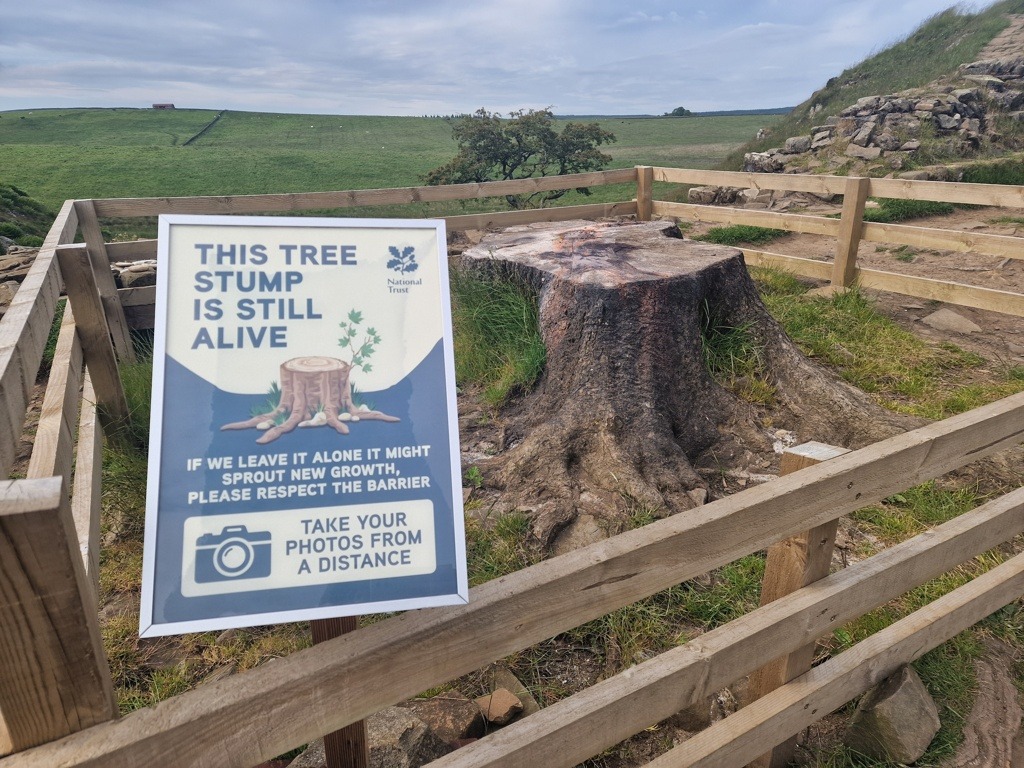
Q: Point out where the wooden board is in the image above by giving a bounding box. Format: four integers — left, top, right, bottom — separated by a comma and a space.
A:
645, 549, 1024, 767
26, 303, 83, 484
0, 477, 117, 755
636, 165, 654, 221
651, 201, 840, 237
445, 201, 636, 230
748, 443, 850, 768
72, 373, 103, 595
430, 485, 1024, 768
831, 177, 870, 288
73, 200, 135, 363
105, 240, 158, 262
55, 245, 129, 430
739, 250, 833, 281
0, 200, 77, 478
89, 170, 639, 218
857, 267, 1024, 317
869, 177, 1024, 208
652, 168, 849, 196
862, 220, 1024, 260
7, 392, 1024, 767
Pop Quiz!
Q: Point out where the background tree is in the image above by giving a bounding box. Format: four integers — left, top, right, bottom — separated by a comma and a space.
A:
665, 106, 692, 117
424, 108, 616, 209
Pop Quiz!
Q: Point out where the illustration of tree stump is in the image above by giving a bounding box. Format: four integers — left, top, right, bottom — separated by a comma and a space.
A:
458, 220, 911, 549
221, 356, 398, 445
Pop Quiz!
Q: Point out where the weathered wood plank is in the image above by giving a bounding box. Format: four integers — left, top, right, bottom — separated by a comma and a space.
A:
652, 168, 849, 196
55, 245, 129, 430
748, 443, 850, 768
651, 201, 840, 237
89, 170, 639, 218
831, 177, 869, 288
0, 200, 77, 478
636, 165, 654, 221
73, 200, 135, 363
869, 177, 1024, 208
646, 549, 1024, 767
105, 240, 157, 262
25, 303, 83, 484
6, 393, 1024, 768
445, 201, 637, 230
739, 250, 833, 280
72, 373, 102, 595
856, 267, 1024, 317
431, 486, 1024, 768
0, 477, 117, 756
861, 220, 1024, 260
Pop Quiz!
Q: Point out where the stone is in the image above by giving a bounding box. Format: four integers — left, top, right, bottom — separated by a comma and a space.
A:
368, 707, 452, 768
845, 665, 940, 764
0, 280, 18, 307
119, 267, 157, 289
742, 152, 783, 174
400, 691, 484, 743
783, 135, 811, 153
900, 140, 921, 151
686, 186, 737, 205
475, 688, 523, 726
850, 122, 876, 146
489, 665, 541, 716
845, 143, 882, 160
921, 308, 982, 334
936, 113, 962, 130
963, 74, 1005, 90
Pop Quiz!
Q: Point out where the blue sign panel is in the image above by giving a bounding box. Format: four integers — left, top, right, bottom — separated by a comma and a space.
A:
140, 215, 467, 637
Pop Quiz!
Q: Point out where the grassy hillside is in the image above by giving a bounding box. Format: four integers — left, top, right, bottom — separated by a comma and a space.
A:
721, 0, 1024, 168
0, 108, 779, 217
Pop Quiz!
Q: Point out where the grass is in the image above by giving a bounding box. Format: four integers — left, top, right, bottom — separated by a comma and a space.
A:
694, 224, 787, 247
752, 273, 1024, 419
861, 198, 955, 223
699, 300, 775, 405
0, 109, 778, 225
449, 266, 546, 406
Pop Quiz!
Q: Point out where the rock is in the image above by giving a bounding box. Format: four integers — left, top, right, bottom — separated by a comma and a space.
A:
936, 113, 962, 130
850, 122, 876, 147
845, 665, 940, 764
742, 152, 784, 174
0, 280, 18, 307
963, 74, 1005, 91
845, 143, 882, 160
368, 707, 451, 767
900, 139, 921, 151
921, 308, 982, 334
475, 688, 523, 726
400, 691, 484, 743
687, 186, 737, 205
783, 135, 811, 154
120, 267, 157, 289
489, 665, 541, 717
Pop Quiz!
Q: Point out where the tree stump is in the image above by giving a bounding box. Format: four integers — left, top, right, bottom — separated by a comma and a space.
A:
221, 356, 398, 445
458, 220, 910, 550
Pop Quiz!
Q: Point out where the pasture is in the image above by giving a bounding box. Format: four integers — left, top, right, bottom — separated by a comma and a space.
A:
0, 108, 779, 216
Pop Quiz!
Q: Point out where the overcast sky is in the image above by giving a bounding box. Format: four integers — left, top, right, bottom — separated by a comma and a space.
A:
2, 0, 985, 116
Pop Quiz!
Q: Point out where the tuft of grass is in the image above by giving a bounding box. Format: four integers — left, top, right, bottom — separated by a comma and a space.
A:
861, 198, 954, 223
695, 224, 787, 247
464, 511, 538, 586
450, 268, 545, 406
699, 300, 775, 405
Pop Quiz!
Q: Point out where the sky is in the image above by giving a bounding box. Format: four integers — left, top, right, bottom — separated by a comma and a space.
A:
1, 0, 987, 117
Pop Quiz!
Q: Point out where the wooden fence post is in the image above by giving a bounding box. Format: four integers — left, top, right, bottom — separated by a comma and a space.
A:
635, 165, 653, 221
0, 477, 117, 756
747, 441, 850, 768
830, 177, 870, 290
56, 244, 130, 431
311, 618, 369, 768
73, 199, 136, 363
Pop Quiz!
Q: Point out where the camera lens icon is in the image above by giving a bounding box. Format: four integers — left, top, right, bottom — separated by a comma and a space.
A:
195, 525, 272, 583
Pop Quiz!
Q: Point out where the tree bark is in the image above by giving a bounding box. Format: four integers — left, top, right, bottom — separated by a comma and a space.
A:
458, 220, 911, 550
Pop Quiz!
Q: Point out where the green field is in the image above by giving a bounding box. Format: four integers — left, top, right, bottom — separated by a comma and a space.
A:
0, 108, 780, 217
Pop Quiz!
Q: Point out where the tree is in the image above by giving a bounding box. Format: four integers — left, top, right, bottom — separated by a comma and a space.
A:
665, 106, 692, 117
424, 108, 616, 209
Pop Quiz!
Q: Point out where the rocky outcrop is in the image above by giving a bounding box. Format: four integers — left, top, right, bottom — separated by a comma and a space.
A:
743, 57, 1024, 178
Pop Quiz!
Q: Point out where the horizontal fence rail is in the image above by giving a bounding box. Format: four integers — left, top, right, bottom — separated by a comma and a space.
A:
2, 166, 1024, 767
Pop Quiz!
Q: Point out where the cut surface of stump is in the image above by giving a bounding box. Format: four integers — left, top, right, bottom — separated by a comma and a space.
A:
458, 219, 910, 550
221, 355, 398, 444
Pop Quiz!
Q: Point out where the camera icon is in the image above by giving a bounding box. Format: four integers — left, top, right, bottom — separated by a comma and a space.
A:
194, 525, 272, 583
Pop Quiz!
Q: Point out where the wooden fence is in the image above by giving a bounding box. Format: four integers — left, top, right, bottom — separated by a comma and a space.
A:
1, 168, 1023, 767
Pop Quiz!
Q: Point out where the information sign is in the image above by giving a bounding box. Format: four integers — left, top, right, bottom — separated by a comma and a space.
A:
140, 215, 467, 637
